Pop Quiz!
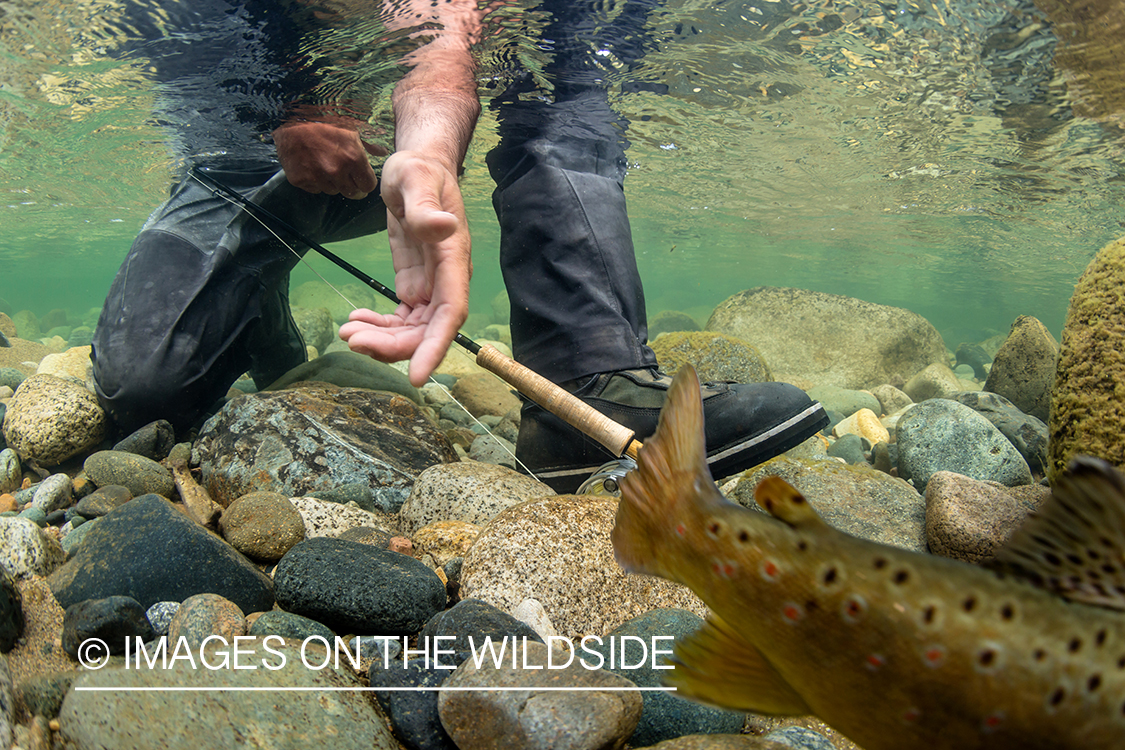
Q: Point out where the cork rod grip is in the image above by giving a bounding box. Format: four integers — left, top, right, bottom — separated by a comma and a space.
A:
475, 344, 642, 460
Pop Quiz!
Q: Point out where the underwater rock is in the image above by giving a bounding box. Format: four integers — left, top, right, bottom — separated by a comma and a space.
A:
449, 372, 520, 418
48, 494, 274, 613
274, 537, 446, 635
219, 491, 305, 562
30, 474, 72, 515
896, 399, 1033, 492
0, 565, 22, 652
419, 598, 543, 666
984, 315, 1057, 423
0, 449, 21, 495
167, 593, 246, 650
831, 408, 888, 446
58, 640, 400, 750
10, 311, 39, 341
924, 472, 1049, 564
289, 495, 388, 539
111, 419, 175, 462
83, 451, 174, 499
732, 457, 925, 552
650, 331, 772, 384
411, 521, 481, 568
805, 385, 879, 417
649, 310, 701, 338
369, 656, 459, 750
290, 280, 385, 324
0, 368, 24, 391
61, 596, 153, 658
1049, 236, 1125, 479
0, 312, 14, 338
400, 462, 552, 534
954, 342, 992, 380
0, 518, 66, 579
950, 392, 1048, 475
247, 610, 334, 642
194, 383, 457, 511
467, 433, 517, 468
290, 305, 335, 353
870, 383, 912, 415
459, 495, 707, 640
263, 350, 420, 403
490, 289, 510, 325
437, 639, 642, 750
2, 374, 107, 466
903, 362, 961, 402
585, 608, 745, 746
706, 287, 946, 389
638, 736, 792, 749
74, 485, 132, 519
826, 433, 869, 465
34, 346, 92, 384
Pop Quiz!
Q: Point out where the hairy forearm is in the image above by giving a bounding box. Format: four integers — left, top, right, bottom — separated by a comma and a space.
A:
389, 1, 482, 174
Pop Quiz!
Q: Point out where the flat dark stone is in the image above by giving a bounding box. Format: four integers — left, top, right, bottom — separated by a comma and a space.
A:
48, 495, 274, 613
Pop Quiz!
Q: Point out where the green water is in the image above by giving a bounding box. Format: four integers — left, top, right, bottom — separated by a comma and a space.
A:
2, 0, 1124, 347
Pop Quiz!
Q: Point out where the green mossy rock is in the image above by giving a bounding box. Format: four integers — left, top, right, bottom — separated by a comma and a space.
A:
650, 331, 772, 384
1049, 235, 1125, 481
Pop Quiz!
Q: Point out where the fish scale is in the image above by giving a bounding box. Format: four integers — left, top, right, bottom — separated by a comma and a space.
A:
611, 365, 1125, 750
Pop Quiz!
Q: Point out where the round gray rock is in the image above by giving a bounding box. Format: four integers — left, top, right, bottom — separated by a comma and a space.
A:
83, 451, 174, 499
897, 399, 1033, 492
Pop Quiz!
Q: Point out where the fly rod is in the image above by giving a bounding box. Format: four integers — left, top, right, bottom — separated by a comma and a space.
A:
191, 166, 642, 462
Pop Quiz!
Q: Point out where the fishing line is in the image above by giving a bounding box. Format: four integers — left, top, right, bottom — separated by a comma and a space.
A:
188, 167, 537, 478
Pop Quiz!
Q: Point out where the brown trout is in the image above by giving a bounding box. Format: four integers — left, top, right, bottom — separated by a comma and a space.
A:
611, 365, 1125, 749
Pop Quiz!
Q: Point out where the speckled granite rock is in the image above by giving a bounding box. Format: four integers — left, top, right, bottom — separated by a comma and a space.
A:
650, 331, 772, 384
1049, 236, 1125, 480
460, 495, 706, 639
950, 391, 1049, 475
194, 384, 457, 511
1, 374, 106, 466
167, 593, 246, 649
924, 471, 1049, 564
83, 451, 174, 499
400, 462, 552, 534
870, 384, 912, 415
289, 307, 336, 355
58, 640, 400, 750
290, 495, 390, 538
985, 315, 1057, 423
731, 457, 926, 552
412, 521, 481, 567
706, 287, 946, 389
437, 639, 642, 750
0, 518, 66, 579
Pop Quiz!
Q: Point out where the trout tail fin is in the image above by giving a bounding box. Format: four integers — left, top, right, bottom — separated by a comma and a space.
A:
612, 365, 726, 580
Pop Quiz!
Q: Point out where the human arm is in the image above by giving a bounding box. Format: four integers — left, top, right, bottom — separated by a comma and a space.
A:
339, 0, 484, 386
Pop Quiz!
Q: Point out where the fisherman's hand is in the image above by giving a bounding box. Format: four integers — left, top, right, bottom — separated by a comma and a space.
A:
273, 121, 386, 199
338, 149, 471, 386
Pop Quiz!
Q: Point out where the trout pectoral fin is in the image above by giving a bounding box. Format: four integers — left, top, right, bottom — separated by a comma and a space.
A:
664, 614, 811, 715
754, 476, 828, 530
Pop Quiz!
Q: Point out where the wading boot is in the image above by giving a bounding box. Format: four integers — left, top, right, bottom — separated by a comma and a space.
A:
515, 367, 829, 493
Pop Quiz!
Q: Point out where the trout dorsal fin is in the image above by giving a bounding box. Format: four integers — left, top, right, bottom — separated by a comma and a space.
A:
993, 456, 1125, 611
665, 613, 812, 715
754, 475, 828, 529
